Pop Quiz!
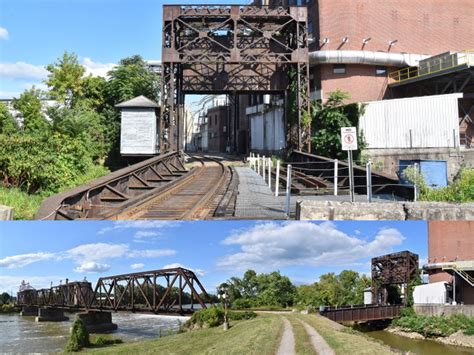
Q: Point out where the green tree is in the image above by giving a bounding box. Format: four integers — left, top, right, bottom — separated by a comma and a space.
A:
12, 87, 50, 133
78, 75, 107, 111
0, 292, 10, 305
311, 90, 366, 161
0, 102, 18, 134
45, 51, 85, 105
65, 318, 90, 352
105, 55, 160, 105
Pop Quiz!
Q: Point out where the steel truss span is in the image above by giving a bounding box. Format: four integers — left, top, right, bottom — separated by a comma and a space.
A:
17, 268, 210, 315
161, 4, 310, 151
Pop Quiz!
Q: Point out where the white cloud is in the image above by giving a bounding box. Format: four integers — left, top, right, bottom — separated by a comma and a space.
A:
129, 249, 176, 258
163, 263, 206, 276
0, 252, 56, 269
134, 231, 162, 239
98, 221, 180, 235
217, 222, 404, 271
0, 27, 8, 40
130, 263, 145, 270
74, 261, 110, 273
0, 62, 48, 80
81, 57, 115, 78
66, 243, 129, 262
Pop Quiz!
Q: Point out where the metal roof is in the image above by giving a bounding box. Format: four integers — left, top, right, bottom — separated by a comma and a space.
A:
115, 95, 160, 108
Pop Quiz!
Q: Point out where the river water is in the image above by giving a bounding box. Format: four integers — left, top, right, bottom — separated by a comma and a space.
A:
365, 330, 473, 354
0, 313, 189, 353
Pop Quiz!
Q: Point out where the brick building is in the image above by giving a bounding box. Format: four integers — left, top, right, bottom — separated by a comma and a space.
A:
207, 105, 229, 153
305, 0, 474, 102
425, 221, 474, 304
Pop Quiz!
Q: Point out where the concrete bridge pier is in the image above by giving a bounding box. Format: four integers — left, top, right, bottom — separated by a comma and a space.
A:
20, 306, 38, 317
76, 311, 118, 333
35, 307, 69, 322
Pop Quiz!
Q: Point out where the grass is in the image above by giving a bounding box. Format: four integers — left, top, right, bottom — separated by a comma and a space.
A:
82, 314, 283, 355
287, 317, 316, 355
293, 314, 395, 355
0, 187, 44, 220
0, 164, 109, 220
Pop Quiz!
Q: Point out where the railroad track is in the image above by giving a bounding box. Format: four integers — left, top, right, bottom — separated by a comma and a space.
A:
36, 152, 236, 220
111, 156, 230, 220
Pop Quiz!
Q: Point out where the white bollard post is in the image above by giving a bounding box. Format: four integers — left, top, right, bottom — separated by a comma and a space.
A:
334, 159, 338, 196
414, 162, 419, 202
268, 158, 272, 189
257, 154, 260, 175
285, 164, 292, 215
366, 159, 372, 202
262, 156, 266, 180
275, 160, 280, 197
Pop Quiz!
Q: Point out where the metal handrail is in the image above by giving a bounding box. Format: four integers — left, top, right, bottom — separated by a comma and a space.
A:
389, 50, 474, 83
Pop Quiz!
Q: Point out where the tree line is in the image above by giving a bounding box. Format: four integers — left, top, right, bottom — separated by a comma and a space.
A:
0, 51, 160, 195
219, 269, 371, 310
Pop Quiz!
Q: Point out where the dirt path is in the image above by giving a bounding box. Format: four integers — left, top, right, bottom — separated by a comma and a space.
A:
276, 317, 296, 355
298, 319, 335, 355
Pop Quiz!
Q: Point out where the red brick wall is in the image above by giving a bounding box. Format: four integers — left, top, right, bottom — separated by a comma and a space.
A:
318, 64, 399, 102
308, 0, 474, 102
310, 0, 474, 54
207, 106, 228, 152
428, 221, 474, 264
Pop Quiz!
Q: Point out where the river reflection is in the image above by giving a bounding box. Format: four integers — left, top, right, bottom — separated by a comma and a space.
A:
0, 313, 189, 353
366, 330, 473, 355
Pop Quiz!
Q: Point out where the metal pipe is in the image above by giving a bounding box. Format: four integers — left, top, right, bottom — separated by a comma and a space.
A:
309, 50, 429, 67
275, 160, 280, 197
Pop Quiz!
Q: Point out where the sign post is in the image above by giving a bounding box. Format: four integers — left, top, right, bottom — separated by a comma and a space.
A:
341, 127, 358, 202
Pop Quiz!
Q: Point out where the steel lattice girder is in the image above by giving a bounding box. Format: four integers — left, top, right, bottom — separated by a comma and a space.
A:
17, 268, 210, 315
161, 5, 310, 150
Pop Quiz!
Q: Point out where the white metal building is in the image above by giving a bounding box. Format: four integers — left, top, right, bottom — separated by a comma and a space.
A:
359, 93, 463, 149
247, 99, 285, 152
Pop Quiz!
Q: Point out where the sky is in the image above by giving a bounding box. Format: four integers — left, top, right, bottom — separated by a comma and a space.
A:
0, 220, 427, 295
0, 0, 250, 99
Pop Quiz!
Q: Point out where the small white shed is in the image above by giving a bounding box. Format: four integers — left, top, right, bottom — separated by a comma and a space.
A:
116, 95, 160, 156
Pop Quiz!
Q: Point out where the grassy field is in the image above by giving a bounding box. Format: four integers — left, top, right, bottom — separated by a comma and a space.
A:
80, 313, 396, 355
83, 314, 283, 355
293, 314, 395, 355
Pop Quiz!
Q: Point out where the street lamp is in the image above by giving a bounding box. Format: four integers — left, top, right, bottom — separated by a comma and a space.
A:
218, 287, 229, 331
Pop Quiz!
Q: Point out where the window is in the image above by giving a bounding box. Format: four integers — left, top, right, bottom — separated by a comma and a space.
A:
376, 66, 387, 76
308, 19, 314, 39
333, 64, 346, 74
215, 116, 218, 125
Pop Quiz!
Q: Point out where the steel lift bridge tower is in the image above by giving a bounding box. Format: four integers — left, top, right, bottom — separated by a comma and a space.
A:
161, 4, 310, 152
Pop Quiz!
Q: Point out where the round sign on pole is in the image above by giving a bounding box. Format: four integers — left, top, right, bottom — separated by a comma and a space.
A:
341, 127, 358, 151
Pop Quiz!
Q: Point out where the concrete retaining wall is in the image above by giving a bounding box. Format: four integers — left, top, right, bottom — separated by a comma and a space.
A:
296, 200, 474, 220
20, 306, 38, 317
0, 205, 13, 220
415, 304, 474, 317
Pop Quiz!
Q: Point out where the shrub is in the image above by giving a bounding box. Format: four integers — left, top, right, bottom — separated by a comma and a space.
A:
0, 133, 93, 194
392, 312, 474, 337
0, 304, 18, 313
65, 318, 90, 352
184, 307, 224, 329
232, 298, 255, 310
93, 336, 123, 346
228, 311, 257, 321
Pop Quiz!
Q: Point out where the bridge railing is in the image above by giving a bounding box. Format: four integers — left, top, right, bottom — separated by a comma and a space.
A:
320, 304, 403, 323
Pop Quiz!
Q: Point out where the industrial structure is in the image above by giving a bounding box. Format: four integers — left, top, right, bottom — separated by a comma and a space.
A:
417, 221, 474, 307
321, 250, 419, 324
160, 4, 310, 153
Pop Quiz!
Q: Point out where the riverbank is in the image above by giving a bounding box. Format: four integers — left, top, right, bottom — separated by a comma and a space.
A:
82, 313, 395, 354
388, 326, 474, 349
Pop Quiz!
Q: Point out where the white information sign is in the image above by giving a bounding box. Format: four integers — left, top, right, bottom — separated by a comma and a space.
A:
120, 108, 157, 155
341, 127, 358, 151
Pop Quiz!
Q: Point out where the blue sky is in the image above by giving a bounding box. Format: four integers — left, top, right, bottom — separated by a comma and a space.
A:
0, 220, 427, 295
0, 0, 249, 98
